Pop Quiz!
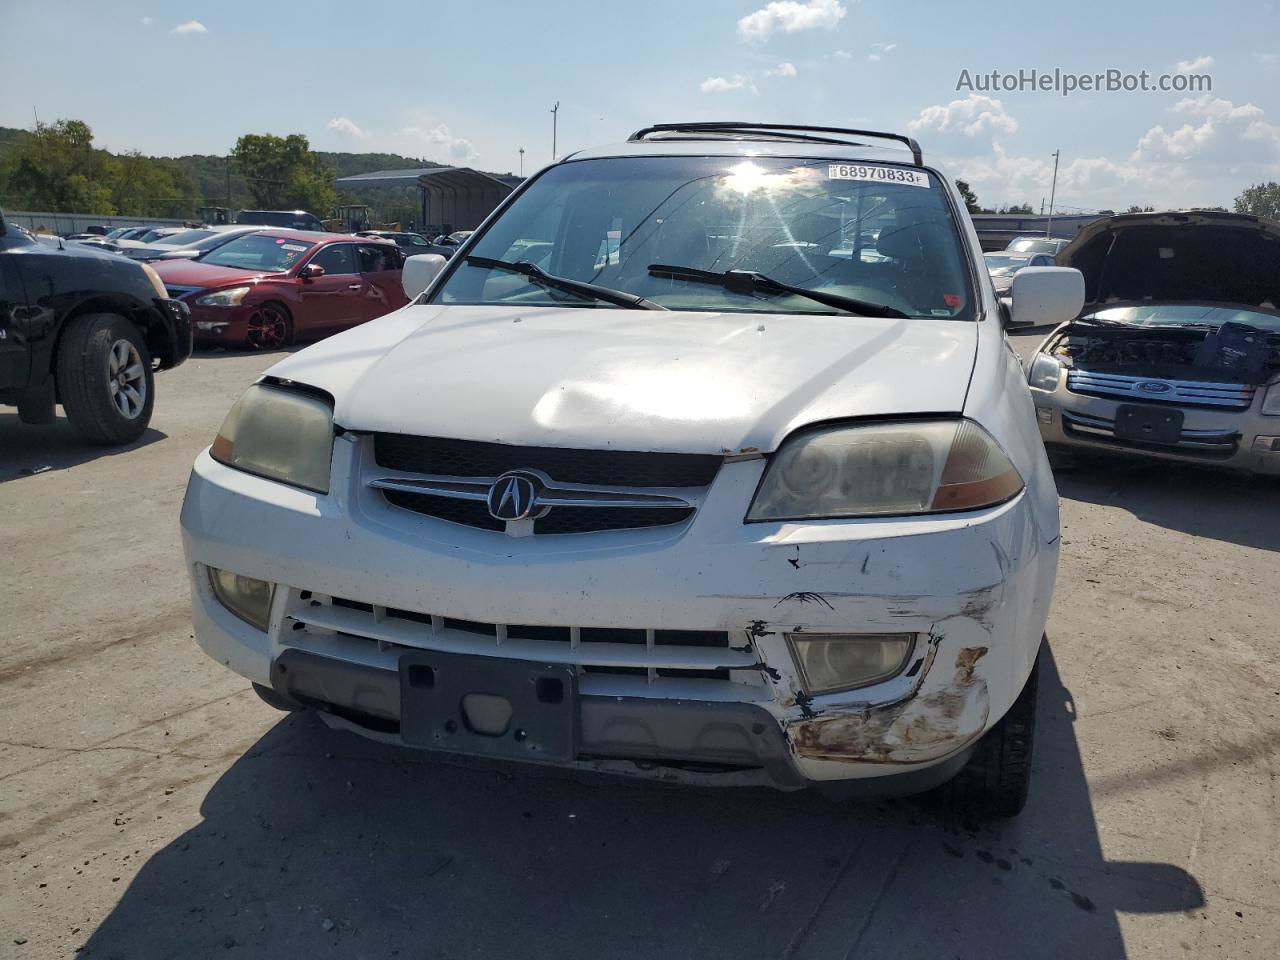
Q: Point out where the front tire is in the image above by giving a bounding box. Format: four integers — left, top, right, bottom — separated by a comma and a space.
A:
56, 312, 155, 445
243, 303, 294, 351
944, 651, 1039, 818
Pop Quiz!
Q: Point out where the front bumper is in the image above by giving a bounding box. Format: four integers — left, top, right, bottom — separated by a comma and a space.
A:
150, 297, 192, 369
1031, 380, 1280, 474
181, 434, 1057, 790
189, 303, 254, 345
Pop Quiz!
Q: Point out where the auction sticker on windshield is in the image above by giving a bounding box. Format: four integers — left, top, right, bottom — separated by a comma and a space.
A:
827, 164, 930, 188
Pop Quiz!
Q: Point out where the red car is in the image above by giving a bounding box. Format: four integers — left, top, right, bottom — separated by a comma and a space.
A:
152, 230, 407, 349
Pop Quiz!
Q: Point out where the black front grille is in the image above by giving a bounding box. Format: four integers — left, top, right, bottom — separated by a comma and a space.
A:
374, 433, 722, 488
382, 490, 505, 531
534, 506, 693, 535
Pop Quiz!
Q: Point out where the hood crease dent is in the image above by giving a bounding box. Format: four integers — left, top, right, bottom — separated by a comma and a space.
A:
267, 305, 979, 455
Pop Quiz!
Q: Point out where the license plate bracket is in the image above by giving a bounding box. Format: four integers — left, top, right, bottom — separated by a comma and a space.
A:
399, 651, 577, 762
1114, 404, 1184, 444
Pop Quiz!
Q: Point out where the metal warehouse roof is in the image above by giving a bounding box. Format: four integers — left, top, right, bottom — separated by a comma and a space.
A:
335, 166, 515, 190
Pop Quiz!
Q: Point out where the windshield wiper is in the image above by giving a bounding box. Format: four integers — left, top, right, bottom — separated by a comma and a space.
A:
465, 256, 665, 310
647, 264, 910, 319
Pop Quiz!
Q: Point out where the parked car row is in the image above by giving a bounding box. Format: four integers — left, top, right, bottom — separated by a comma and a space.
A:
12, 121, 1279, 822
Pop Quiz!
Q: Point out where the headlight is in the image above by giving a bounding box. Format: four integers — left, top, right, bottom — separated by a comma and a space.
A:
196, 285, 252, 307
787, 633, 916, 694
746, 419, 1023, 521
210, 383, 334, 493
140, 263, 168, 299
1263, 385, 1280, 416
1027, 352, 1063, 391
208, 567, 273, 631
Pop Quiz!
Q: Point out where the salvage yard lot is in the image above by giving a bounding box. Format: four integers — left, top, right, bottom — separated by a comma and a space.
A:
3, 333, 1279, 959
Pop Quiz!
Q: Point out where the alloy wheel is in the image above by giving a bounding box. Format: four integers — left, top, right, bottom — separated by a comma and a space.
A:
245, 306, 289, 350
107, 339, 147, 420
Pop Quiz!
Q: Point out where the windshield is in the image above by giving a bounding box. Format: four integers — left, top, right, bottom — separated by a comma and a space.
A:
237, 211, 320, 229
984, 254, 1031, 276
432, 156, 974, 318
156, 228, 216, 247
1085, 303, 1280, 333
199, 234, 315, 272
189, 231, 252, 252
1008, 238, 1058, 254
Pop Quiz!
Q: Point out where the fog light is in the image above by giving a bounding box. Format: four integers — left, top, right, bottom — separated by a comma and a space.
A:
1252, 436, 1280, 453
1036, 407, 1054, 424
786, 633, 916, 695
208, 567, 273, 631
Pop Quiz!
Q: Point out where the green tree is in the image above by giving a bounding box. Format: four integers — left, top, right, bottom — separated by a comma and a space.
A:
0, 118, 200, 217
999, 203, 1035, 215
1233, 182, 1280, 221
955, 179, 982, 214
231, 133, 335, 215
1126, 205, 1156, 213
2, 119, 117, 213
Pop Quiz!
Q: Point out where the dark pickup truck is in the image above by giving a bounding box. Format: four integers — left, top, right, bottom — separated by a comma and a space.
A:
0, 209, 192, 444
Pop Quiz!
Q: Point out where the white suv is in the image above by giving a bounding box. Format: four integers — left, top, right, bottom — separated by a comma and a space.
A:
181, 123, 1085, 816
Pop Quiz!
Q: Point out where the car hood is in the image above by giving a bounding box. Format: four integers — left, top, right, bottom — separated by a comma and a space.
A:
1059, 210, 1280, 310
267, 305, 978, 455
151, 259, 280, 289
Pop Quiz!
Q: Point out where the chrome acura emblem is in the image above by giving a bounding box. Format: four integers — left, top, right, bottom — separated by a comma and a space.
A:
487, 471, 541, 521
1137, 381, 1172, 394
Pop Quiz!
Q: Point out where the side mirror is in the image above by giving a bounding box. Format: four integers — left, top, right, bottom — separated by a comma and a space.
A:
1007, 267, 1085, 329
402, 253, 447, 299
301, 263, 326, 281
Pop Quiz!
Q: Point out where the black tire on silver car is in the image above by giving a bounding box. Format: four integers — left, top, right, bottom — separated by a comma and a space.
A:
56, 312, 155, 445
944, 650, 1040, 819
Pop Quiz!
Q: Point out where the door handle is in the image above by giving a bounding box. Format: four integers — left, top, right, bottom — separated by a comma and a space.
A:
347, 283, 362, 290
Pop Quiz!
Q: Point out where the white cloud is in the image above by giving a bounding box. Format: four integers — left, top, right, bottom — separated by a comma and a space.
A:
327, 116, 367, 139
141, 16, 154, 26
764, 62, 797, 78
1175, 54, 1214, 73
1133, 95, 1279, 164
909, 94, 1018, 138
868, 41, 897, 61
700, 74, 753, 93
832, 49, 852, 60
911, 92, 1280, 210
737, 0, 846, 43
400, 124, 477, 163
170, 20, 207, 35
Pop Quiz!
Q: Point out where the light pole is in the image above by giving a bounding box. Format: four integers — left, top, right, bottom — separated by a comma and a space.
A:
1046, 149, 1060, 238
519, 147, 525, 177
551, 101, 560, 160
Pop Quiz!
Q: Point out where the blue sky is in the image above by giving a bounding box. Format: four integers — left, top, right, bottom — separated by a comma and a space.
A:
4, 0, 1279, 210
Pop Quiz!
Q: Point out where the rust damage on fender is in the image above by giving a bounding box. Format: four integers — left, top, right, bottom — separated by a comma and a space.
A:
789, 646, 991, 764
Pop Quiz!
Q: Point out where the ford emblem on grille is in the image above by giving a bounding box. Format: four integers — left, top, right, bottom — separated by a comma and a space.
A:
487, 471, 541, 521
1137, 381, 1172, 394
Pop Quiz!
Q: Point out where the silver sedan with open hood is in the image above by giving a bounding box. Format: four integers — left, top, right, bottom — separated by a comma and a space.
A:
1027, 211, 1280, 473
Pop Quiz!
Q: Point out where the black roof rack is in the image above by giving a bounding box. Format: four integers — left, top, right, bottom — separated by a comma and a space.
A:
627, 122, 923, 167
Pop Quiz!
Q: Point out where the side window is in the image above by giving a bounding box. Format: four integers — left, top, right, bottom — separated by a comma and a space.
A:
309, 244, 356, 275
356, 244, 398, 273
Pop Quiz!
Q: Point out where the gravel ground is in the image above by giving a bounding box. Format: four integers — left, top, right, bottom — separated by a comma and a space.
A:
2, 332, 1278, 959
